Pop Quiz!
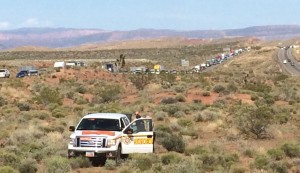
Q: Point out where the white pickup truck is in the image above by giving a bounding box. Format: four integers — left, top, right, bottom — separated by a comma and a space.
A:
68, 113, 154, 165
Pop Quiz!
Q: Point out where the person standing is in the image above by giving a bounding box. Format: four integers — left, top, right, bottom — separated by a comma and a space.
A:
135, 111, 141, 119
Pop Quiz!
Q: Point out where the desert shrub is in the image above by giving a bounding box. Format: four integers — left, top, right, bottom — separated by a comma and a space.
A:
200, 153, 239, 171
160, 104, 180, 115
213, 84, 226, 93
52, 108, 65, 118
75, 85, 87, 94
19, 158, 38, 173
227, 83, 238, 92
267, 148, 285, 160
243, 82, 271, 93
185, 145, 208, 156
275, 113, 290, 124
7, 79, 25, 88
202, 91, 211, 96
155, 124, 172, 133
161, 97, 177, 104
66, 91, 74, 99
193, 113, 204, 122
252, 155, 270, 170
174, 85, 186, 93
250, 95, 259, 101
0, 166, 19, 173
94, 83, 123, 103
235, 104, 274, 139
161, 152, 181, 165
105, 159, 116, 170
175, 94, 186, 102
160, 134, 185, 153
130, 73, 153, 90
269, 161, 288, 173
69, 156, 91, 169
281, 143, 300, 158
179, 128, 198, 139
74, 96, 88, 104
155, 111, 167, 121
200, 109, 220, 122
173, 111, 185, 118
45, 156, 71, 173
0, 96, 7, 107
177, 118, 193, 127
243, 148, 256, 158
230, 166, 246, 173
17, 102, 30, 111
0, 151, 20, 168
33, 86, 62, 105
131, 154, 154, 171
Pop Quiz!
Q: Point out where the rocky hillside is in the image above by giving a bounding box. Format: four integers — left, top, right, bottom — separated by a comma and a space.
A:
0, 25, 300, 50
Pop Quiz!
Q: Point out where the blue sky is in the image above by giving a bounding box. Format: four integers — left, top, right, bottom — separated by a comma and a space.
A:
0, 0, 299, 31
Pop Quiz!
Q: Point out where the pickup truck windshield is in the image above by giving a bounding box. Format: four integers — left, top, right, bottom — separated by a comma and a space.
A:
76, 118, 121, 131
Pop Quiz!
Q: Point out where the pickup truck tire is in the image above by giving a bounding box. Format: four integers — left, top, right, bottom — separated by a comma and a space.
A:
115, 145, 121, 165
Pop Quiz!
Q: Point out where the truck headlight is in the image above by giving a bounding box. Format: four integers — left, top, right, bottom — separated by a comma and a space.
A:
107, 139, 116, 147
69, 138, 75, 146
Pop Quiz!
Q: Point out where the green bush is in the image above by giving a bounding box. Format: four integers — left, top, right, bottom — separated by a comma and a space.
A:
175, 94, 186, 102
161, 97, 177, 104
105, 159, 116, 170
94, 83, 123, 103
253, 155, 270, 170
0, 166, 19, 173
0, 151, 20, 168
161, 152, 181, 165
202, 91, 211, 96
281, 143, 300, 158
132, 154, 153, 171
213, 84, 226, 93
0, 96, 7, 107
235, 105, 274, 139
267, 148, 285, 160
45, 156, 71, 173
160, 104, 180, 115
155, 111, 167, 121
173, 111, 186, 118
69, 156, 91, 169
19, 158, 38, 173
161, 134, 185, 153
34, 86, 62, 105
75, 85, 87, 94
17, 103, 30, 111
177, 118, 193, 127
185, 145, 208, 156
243, 148, 256, 158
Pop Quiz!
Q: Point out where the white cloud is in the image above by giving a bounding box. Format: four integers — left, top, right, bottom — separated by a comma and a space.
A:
21, 18, 52, 28
0, 22, 10, 29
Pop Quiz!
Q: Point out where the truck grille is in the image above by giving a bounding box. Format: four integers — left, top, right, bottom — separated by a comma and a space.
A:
75, 136, 106, 148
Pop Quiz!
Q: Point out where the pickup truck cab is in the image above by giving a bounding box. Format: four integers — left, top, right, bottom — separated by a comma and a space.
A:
68, 113, 154, 165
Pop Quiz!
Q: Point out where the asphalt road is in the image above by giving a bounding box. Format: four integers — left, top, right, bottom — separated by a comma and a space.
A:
277, 48, 300, 75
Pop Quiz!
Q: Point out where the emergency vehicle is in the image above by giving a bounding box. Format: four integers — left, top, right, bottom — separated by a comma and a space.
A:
68, 113, 154, 164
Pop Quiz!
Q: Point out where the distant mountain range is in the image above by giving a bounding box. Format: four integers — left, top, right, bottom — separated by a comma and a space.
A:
0, 25, 300, 50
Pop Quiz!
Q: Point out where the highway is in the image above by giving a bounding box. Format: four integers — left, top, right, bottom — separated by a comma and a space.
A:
277, 48, 300, 76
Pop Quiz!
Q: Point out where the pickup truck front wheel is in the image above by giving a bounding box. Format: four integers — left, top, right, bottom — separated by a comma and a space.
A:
115, 146, 121, 165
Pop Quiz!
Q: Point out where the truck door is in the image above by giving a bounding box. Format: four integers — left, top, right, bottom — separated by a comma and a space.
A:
121, 118, 154, 154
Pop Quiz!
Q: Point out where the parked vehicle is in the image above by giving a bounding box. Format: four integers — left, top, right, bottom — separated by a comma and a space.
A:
68, 113, 154, 165
16, 70, 29, 78
0, 69, 10, 78
28, 70, 39, 76
283, 60, 287, 64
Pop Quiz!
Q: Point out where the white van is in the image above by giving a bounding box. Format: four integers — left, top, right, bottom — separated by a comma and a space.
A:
0, 69, 10, 78
283, 60, 287, 64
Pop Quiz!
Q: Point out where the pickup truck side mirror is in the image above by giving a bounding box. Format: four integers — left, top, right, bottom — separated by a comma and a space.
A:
124, 128, 133, 134
69, 126, 75, 132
